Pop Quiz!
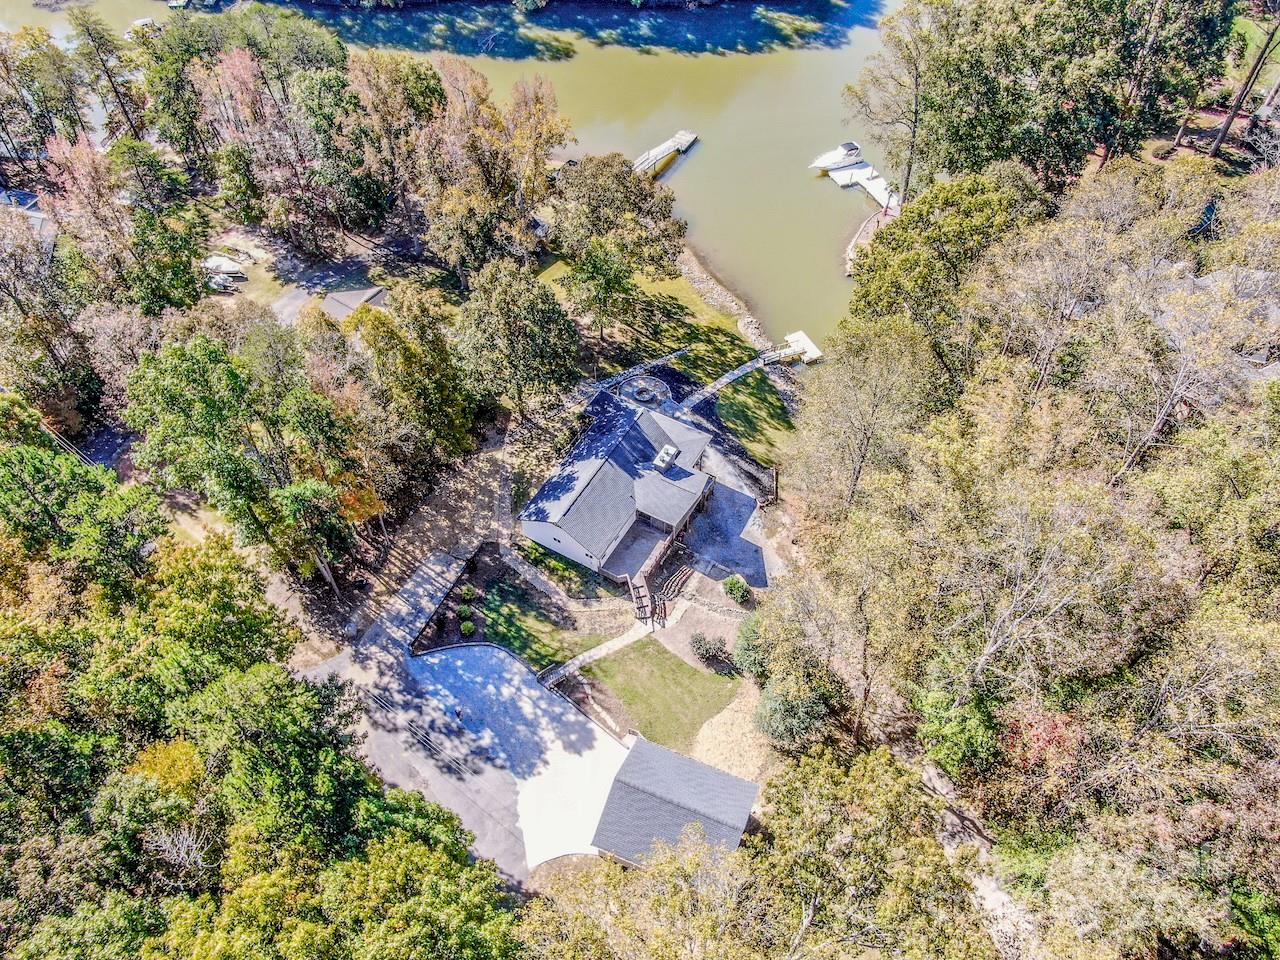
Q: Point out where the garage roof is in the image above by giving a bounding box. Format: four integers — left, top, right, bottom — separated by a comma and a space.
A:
591, 738, 758, 865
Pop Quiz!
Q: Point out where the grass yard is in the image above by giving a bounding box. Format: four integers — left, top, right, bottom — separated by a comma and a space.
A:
475, 577, 607, 672
1232, 16, 1280, 92
584, 636, 741, 753
716, 368, 793, 465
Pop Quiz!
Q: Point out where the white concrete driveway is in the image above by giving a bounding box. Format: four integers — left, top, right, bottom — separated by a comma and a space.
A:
306, 640, 627, 885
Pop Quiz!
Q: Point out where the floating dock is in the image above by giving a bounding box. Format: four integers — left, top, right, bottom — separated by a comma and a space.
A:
633, 130, 698, 176
780, 330, 824, 363
827, 160, 899, 209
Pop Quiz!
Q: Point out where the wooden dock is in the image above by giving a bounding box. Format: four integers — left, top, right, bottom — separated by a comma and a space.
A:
633, 130, 698, 176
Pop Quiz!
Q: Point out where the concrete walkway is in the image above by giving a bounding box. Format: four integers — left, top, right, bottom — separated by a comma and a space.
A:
375, 551, 468, 645
678, 355, 770, 412
541, 599, 690, 686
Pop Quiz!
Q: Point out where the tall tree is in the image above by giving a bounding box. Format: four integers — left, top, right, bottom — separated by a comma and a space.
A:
67, 10, 143, 141
457, 258, 579, 414
1210, 0, 1280, 157
550, 152, 686, 354
340, 283, 473, 471
417, 60, 570, 283
845, 0, 938, 201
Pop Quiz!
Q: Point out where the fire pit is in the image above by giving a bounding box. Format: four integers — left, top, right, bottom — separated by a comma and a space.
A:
618, 374, 672, 409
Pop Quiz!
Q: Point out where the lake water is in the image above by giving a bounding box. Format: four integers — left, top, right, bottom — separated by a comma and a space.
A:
3, 0, 897, 343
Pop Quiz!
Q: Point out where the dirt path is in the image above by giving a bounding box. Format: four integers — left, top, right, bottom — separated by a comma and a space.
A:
921, 762, 1047, 960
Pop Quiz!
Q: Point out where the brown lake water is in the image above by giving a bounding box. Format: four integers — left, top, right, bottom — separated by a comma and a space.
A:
3, 0, 897, 343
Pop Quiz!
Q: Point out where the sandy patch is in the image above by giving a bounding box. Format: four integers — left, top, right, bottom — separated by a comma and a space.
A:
689, 682, 776, 785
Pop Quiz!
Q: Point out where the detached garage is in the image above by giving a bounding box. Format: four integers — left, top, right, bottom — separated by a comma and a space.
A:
591, 737, 759, 866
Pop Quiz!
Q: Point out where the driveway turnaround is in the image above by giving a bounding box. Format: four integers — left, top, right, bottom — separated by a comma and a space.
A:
305, 640, 628, 885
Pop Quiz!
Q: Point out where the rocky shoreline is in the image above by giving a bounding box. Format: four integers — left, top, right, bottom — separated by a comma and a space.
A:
677, 246, 802, 414
677, 247, 773, 351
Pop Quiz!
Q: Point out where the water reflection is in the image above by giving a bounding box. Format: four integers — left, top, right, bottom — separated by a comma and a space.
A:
280, 0, 876, 59
6, 0, 891, 343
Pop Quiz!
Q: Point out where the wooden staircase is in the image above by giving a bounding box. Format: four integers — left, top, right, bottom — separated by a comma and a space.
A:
628, 577, 651, 621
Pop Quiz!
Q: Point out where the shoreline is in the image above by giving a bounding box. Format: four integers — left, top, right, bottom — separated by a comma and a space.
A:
678, 245, 802, 414
677, 246, 774, 351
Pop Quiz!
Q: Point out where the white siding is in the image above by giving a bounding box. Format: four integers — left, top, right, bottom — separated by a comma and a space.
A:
521, 520, 601, 572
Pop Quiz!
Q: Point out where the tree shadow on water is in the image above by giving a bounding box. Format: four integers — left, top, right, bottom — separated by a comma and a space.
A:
270, 0, 883, 59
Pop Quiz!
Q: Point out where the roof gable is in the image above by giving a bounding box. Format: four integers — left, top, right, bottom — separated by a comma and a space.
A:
519, 392, 715, 545
591, 739, 759, 865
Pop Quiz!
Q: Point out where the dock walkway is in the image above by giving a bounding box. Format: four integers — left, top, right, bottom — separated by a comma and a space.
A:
676, 332, 822, 413
634, 130, 698, 176
827, 160, 898, 209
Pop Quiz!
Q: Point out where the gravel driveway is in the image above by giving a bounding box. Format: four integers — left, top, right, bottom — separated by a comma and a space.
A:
306, 640, 628, 885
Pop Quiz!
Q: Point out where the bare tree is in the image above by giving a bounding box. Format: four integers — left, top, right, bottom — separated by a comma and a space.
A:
844, 0, 937, 202
1209, 0, 1280, 157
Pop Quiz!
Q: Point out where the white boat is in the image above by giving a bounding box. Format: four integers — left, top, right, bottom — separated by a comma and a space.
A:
167, 0, 190, 10
809, 141, 862, 171
125, 18, 155, 39
202, 254, 247, 278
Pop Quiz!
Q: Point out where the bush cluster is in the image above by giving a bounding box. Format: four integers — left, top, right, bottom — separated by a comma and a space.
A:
722, 574, 752, 605
691, 632, 727, 663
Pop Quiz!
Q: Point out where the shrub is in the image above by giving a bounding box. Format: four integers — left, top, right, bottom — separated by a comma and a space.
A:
732, 615, 767, 679
460, 584, 477, 601
457, 605, 472, 620
917, 689, 1000, 778
459, 620, 476, 638
722, 575, 751, 605
755, 676, 831, 750
691, 632, 727, 663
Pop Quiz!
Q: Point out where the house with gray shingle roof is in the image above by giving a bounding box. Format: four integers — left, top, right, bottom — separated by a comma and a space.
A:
519, 392, 714, 604
320, 285, 387, 323
591, 737, 758, 866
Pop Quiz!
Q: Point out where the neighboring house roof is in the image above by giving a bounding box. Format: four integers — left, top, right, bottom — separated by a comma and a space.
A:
321, 285, 387, 322
519, 391, 713, 558
2, 190, 57, 249
591, 738, 759, 865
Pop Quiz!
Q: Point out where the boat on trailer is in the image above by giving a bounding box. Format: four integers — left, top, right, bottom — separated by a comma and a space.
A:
809, 141, 863, 171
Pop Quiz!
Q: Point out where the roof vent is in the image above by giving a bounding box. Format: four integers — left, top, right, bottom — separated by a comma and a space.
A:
652, 444, 679, 472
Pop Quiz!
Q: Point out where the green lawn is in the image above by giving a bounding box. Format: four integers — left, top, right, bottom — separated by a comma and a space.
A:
515, 540, 626, 600
717, 368, 793, 466
584, 636, 741, 752
1232, 17, 1280, 92
478, 577, 606, 671
535, 259, 793, 462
